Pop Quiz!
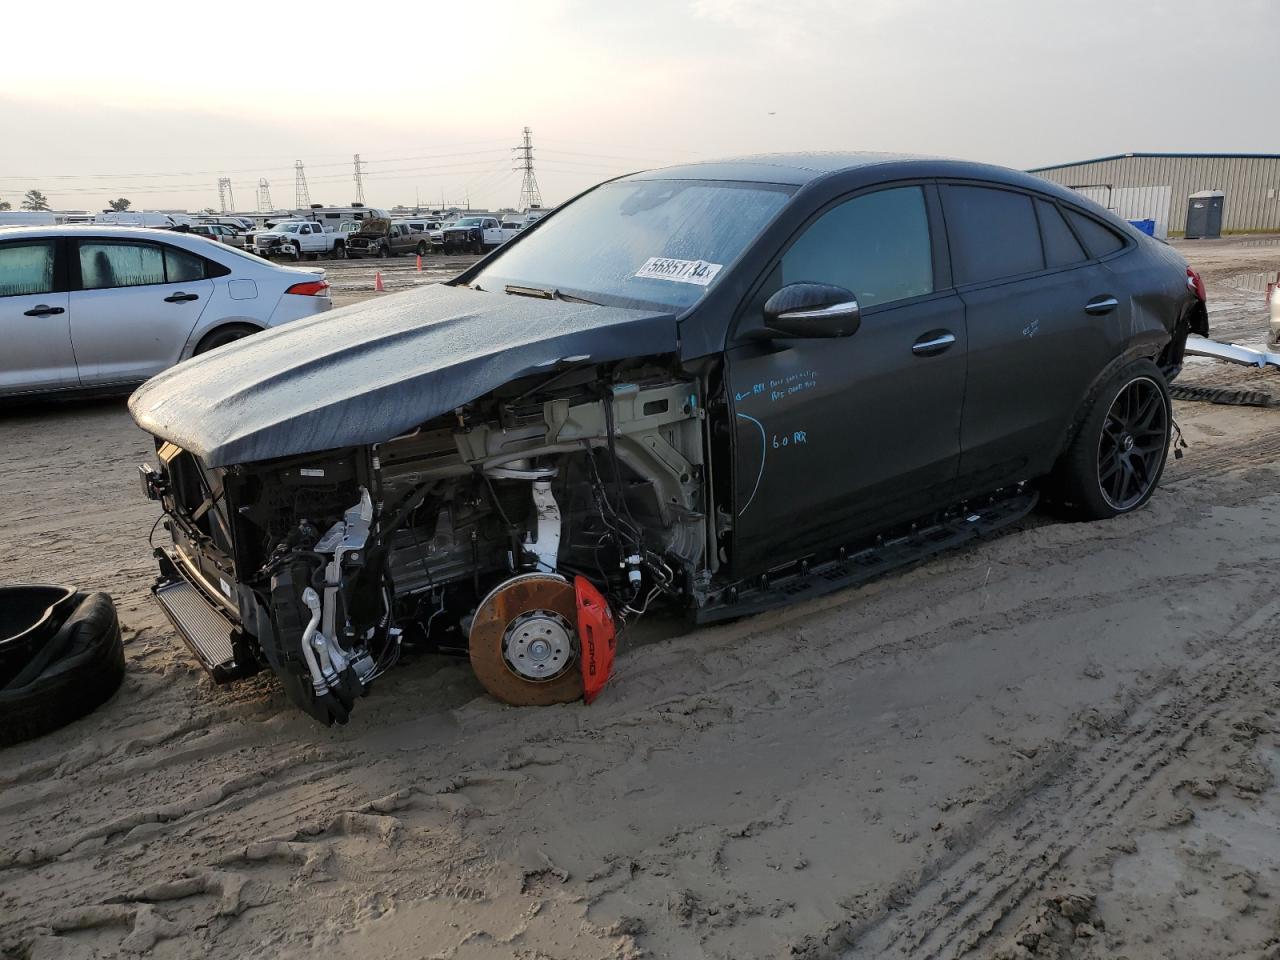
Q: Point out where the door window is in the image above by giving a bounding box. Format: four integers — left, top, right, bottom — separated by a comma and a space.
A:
164, 246, 208, 282
1035, 199, 1087, 268
79, 242, 166, 289
779, 186, 933, 308
1064, 209, 1126, 258
941, 185, 1044, 284
0, 241, 56, 297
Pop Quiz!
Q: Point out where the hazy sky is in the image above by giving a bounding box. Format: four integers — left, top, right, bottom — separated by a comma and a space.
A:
2, 0, 1272, 213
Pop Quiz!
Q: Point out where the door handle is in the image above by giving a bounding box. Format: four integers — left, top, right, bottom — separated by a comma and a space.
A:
164, 292, 199, 303
912, 331, 957, 356
23, 304, 65, 317
1084, 296, 1119, 315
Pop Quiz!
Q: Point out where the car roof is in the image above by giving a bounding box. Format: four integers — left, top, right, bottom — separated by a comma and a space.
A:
623, 151, 1098, 207
626, 152, 926, 185
0, 225, 201, 241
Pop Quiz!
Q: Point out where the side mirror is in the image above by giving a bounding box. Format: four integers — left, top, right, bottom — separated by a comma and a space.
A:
762, 282, 861, 339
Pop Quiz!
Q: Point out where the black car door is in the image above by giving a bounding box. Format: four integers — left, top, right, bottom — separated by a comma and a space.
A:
725, 184, 967, 576
940, 184, 1131, 491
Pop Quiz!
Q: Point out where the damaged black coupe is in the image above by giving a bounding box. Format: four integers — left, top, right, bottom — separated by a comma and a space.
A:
130, 154, 1207, 724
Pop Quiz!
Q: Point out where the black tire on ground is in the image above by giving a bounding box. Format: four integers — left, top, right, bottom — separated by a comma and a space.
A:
473, 240, 484, 255
417, 241, 428, 256
332, 243, 346, 259
194, 323, 260, 355
380, 244, 390, 258
1050, 358, 1172, 520
0, 593, 125, 748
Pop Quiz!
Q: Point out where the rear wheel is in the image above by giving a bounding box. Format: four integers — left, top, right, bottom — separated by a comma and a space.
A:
194, 323, 259, 355
1051, 359, 1171, 519
469, 573, 583, 706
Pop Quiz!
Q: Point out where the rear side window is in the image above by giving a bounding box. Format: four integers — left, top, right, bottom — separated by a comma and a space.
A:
0, 241, 56, 297
80, 242, 165, 289
1035, 199, 1087, 268
1064, 209, 1126, 258
942, 185, 1044, 284
164, 245, 207, 282
780, 186, 934, 308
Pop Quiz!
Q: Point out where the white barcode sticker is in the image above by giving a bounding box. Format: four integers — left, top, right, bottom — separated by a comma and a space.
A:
635, 257, 723, 286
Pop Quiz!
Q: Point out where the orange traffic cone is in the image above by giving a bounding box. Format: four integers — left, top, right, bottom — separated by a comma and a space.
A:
374, 272, 385, 292
416, 254, 423, 272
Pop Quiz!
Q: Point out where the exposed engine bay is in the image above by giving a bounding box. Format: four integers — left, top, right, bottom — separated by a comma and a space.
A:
146, 360, 711, 724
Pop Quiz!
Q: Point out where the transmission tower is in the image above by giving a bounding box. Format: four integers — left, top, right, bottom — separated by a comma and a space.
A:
217, 177, 234, 213
257, 178, 273, 212
353, 153, 366, 204
294, 161, 311, 209
513, 126, 542, 210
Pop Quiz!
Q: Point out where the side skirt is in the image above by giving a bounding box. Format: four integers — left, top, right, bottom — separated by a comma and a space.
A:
695, 487, 1039, 625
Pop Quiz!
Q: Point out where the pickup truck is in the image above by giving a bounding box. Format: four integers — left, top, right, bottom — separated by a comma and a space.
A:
345, 219, 428, 258
440, 216, 521, 254
252, 220, 347, 260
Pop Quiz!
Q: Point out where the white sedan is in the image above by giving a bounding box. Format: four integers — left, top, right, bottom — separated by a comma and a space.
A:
0, 225, 331, 399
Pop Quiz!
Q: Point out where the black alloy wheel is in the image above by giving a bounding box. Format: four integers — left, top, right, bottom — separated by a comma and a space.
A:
1097, 376, 1169, 511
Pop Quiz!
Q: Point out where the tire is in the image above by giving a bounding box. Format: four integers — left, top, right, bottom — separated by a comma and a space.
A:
0, 593, 125, 748
472, 240, 484, 255
332, 243, 347, 260
379, 244, 390, 258
1050, 359, 1172, 519
416, 241, 428, 256
289, 243, 302, 261
194, 323, 260, 356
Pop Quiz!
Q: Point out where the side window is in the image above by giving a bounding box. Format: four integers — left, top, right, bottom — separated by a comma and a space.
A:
1035, 199, 1087, 268
1063, 209, 1126, 259
164, 246, 207, 282
79, 242, 165, 290
941, 185, 1044, 284
779, 186, 933, 308
0, 241, 56, 298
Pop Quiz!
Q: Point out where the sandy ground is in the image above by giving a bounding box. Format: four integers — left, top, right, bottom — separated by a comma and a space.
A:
2, 239, 1280, 960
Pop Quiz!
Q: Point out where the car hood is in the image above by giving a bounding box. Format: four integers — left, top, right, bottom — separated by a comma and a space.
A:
128, 283, 679, 467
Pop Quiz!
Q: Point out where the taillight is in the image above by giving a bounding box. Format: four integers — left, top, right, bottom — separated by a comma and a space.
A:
285, 279, 330, 297
1186, 267, 1206, 302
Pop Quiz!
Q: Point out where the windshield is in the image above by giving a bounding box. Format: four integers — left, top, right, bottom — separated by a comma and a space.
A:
453, 218, 484, 227
273, 223, 301, 233
473, 179, 793, 309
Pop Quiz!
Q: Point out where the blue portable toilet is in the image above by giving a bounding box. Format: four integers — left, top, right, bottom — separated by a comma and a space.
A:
1186, 191, 1225, 239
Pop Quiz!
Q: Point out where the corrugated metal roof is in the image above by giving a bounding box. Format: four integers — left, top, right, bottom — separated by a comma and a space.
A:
1029, 152, 1280, 173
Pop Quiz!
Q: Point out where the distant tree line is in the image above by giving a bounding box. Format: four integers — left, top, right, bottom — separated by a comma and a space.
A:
0, 191, 132, 213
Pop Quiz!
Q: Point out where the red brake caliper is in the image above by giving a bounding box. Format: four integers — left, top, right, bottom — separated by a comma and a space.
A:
575, 575, 617, 704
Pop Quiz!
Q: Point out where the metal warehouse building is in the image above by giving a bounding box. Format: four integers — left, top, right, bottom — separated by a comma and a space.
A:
1028, 153, 1280, 238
